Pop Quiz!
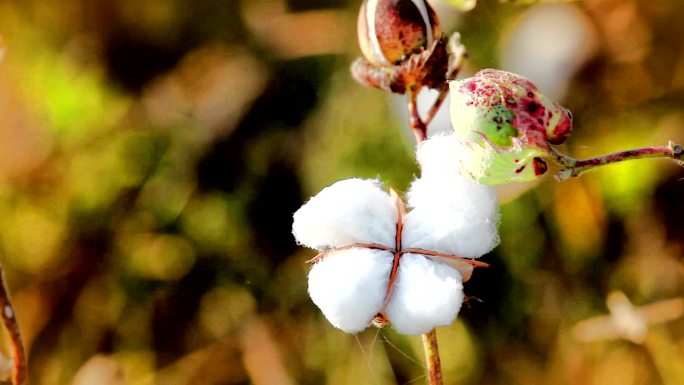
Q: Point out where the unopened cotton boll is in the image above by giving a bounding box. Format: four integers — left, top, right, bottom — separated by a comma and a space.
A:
292, 178, 398, 250
308, 248, 393, 333
385, 253, 464, 335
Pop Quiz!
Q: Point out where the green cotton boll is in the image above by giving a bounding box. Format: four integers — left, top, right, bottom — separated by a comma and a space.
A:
449, 69, 574, 184
454, 138, 549, 184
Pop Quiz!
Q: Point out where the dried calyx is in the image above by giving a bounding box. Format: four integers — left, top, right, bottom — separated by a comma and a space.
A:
351, 0, 463, 94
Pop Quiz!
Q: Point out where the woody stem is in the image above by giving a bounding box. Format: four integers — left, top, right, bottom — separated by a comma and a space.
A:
422, 329, 444, 385
408, 88, 427, 143
0, 263, 27, 385
549, 141, 684, 181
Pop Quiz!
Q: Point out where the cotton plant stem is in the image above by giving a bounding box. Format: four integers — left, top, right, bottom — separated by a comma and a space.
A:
408, 86, 450, 143
0, 264, 27, 385
550, 141, 684, 181
407, 91, 445, 385
422, 329, 444, 385
408, 89, 428, 143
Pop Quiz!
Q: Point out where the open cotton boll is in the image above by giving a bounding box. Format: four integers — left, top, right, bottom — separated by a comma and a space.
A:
402, 174, 499, 259
385, 254, 464, 335
308, 248, 393, 333
402, 206, 498, 259
405, 170, 498, 217
292, 178, 398, 250
416, 134, 476, 180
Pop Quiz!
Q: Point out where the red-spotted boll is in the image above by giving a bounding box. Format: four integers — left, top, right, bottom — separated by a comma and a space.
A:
449, 69, 574, 184
358, 0, 441, 66
352, 0, 454, 94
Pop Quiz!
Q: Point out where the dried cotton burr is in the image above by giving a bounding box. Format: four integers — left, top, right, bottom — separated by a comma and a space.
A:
352, 0, 469, 143
357, 0, 441, 66
351, 0, 464, 95
292, 136, 499, 335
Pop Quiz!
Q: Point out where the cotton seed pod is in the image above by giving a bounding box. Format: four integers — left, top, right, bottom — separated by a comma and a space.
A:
449, 69, 573, 184
357, 0, 442, 66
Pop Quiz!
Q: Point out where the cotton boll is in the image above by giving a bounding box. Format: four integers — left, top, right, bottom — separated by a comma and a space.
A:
385, 254, 464, 335
406, 170, 499, 217
292, 178, 398, 250
403, 206, 498, 259
308, 248, 393, 333
402, 172, 499, 259
416, 134, 473, 180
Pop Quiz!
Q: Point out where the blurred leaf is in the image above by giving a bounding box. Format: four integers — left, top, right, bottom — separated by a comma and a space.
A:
118, 233, 197, 281
180, 192, 252, 256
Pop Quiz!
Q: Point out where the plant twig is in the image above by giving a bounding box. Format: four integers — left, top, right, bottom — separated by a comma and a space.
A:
0, 264, 27, 385
408, 89, 428, 143
550, 141, 684, 181
422, 329, 443, 385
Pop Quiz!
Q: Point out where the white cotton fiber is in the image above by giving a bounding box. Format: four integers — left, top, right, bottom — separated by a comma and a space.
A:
292, 178, 398, 250
402, 176, 499, 258
416, 134, 480, 181
385, 254, 464, 335
402, 135, 500, 259
308, 248, 393, 333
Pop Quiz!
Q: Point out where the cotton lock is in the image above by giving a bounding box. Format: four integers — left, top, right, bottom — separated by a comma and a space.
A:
292, 135, 499, 335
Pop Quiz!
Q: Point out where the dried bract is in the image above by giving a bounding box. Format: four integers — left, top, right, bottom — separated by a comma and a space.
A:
352, 0, 465, 94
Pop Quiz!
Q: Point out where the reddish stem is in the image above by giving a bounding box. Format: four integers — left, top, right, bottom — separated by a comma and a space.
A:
0, 264, 27, 385
551, 142, 684, 180
408, 89, 427, 143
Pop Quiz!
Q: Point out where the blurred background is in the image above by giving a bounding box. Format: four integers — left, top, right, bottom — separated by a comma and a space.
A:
0, 0, 682, 384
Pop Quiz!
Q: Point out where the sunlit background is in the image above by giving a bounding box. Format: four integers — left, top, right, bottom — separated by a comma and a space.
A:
0, 0, 683, 384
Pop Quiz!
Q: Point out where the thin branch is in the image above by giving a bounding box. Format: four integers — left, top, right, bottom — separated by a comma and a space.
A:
408, 89, 428, 143
0, 264, 27, 385
550, 141, 684, 181
421, 329, 443, 385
